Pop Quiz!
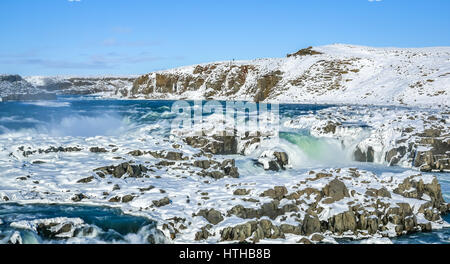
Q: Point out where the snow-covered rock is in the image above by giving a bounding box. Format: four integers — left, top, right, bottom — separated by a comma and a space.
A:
25, 76, 137, 97
0, 74, 52, 100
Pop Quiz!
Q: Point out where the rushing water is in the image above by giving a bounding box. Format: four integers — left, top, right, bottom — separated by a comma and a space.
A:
0, 203, 161, 244
0, 95, 448, 244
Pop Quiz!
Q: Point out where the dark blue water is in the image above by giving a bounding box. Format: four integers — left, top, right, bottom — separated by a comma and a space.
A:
0, 203, 159, 244
391, 213, 450, 244
0, 95, 332, 134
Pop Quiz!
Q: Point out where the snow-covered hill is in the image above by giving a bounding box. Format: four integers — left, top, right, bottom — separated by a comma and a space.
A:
25, 76, 137, 97
129, 44, 450, 107
0, 75, 43, 98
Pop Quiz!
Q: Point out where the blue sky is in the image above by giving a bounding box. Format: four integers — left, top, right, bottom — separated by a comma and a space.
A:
1, 0, 449, 76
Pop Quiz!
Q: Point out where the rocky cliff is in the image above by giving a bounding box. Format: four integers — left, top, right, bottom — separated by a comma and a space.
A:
129, 44, 450, 107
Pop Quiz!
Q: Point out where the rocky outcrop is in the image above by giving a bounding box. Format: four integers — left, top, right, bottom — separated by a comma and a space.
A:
153, 197, 171, 207
287, 47, 323, 57
94, 162, 149, 178
196, 209, 224, 225
184, 135, 238, 155
354, 146, 375, 162
256, 151, 289, 171
10, 218, 86, 239
322, 179, 349, 203
220, 219, 286, 242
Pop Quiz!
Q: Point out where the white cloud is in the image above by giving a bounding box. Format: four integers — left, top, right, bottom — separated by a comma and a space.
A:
368, 0, 383, 2
68, 0, 81, 2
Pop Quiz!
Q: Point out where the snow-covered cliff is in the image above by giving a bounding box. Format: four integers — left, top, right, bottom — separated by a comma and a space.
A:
129, 44, 450, 107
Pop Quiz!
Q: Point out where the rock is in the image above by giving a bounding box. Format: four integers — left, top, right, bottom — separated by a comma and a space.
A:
274, 152, 289, 167
256, 151, 289, 171
298, 238, 313, 244
71, 193, 87, 202
196, 159, 239, 179
227, 200, 295, 220
153, 197, 171, 207
279, 224, 301, 235
394, 176, 447, 212
287, 47, 323, 57
221, 159, 239, 178
221, 222, 255, 242
121, 195, 135, 203
365, 187, 392, 198
322, 179, 349, 203
301, 213, 321, 235
94, 162, 148, 178
73, 226, 96, 237
311, 234, 324, 242
89, 147, 108, 153
128, 150, 144, 156
184, 135, 238, 155
220, 220, 285, 243
108, 196, 121, 203
354, 146, 374, 162
228, 205, 259, 219
36, 220, 81, 239
233, 189, 250, 196
149, 151, 187, 161
77, 176, 94, 184
197, 209, 224, 225
139, 185, 155, 192
328, 211, 357, 234
8, 232, 22, 244
147, 229, 166, 244
260, 186, 288, 200
194, 160, 211, 169
385, 146, 407, 166
259, 201, 285, 220
436, 158, 450, 171
195, 226, 213, 241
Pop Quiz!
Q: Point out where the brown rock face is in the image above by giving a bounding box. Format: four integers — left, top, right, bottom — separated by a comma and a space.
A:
130, 60, 285, 102
253, 71, 283, 102
354, 146, 375, 162
287, 47, 323, 57
196, 209, 224, 225
322, 179, 350, 203
301, 213, 321, 235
